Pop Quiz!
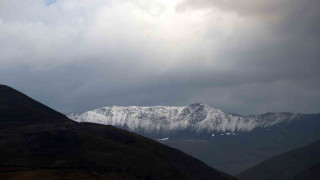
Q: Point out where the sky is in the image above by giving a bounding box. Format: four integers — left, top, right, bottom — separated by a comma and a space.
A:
0, 0, 319, 115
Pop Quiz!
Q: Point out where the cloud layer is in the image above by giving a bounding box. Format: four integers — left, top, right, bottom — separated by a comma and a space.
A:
0, 0, 319, 114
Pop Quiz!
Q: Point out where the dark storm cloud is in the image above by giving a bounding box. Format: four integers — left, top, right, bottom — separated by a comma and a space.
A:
0, 0, 319, 114
177, 0, 319, 20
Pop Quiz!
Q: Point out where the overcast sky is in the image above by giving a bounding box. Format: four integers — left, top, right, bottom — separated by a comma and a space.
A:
0, 0, 319, 114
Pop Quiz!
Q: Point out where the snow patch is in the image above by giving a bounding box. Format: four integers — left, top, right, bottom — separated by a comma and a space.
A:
158, 137, 169, 141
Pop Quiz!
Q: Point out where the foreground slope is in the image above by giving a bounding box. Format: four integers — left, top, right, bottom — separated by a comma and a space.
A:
0, 85, 235, 180
237, 139, 320, 180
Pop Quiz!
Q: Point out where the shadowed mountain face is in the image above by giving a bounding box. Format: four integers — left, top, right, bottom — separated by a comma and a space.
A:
0, 85, 235, 180
237, 139, 320, 180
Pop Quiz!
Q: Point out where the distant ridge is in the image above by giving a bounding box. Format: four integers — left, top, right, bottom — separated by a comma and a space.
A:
67, 103, 297, 134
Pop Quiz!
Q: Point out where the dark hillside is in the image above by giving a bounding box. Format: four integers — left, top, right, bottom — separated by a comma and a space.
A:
0, 85, 235, 180
237, 139, 320, 180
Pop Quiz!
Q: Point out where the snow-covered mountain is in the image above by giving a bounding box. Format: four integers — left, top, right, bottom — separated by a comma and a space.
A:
67, 103, 320, 174
67, 103, 297, 134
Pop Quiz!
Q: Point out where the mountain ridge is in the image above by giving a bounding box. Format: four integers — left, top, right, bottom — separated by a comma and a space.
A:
67, 103, 299, 134
67, 103, 320, 175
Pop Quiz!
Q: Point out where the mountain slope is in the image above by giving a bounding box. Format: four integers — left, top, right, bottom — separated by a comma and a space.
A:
237, 139, 320, 180
0, 85, 67, 123
294, 163, 320, 180
0, 85, 235, 180
67, 103, 297, 135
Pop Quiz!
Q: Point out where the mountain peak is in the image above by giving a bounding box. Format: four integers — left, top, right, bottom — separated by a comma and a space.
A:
0, 84, 67, 123
188, 103, 206, 108
189, 103, 203, 107
0, 84, 10, 88
188, 103, 217, 110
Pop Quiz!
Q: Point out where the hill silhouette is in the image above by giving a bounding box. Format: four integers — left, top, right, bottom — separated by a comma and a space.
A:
237, 139, 320, 180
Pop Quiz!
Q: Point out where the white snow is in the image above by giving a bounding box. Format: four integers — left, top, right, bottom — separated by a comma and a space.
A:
158, 137, 169, 141
67, 103, 297, 134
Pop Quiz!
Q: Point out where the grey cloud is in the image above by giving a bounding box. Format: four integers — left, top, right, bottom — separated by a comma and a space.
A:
0, 0, 319, 115
177, 0, 319, 20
